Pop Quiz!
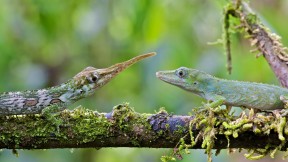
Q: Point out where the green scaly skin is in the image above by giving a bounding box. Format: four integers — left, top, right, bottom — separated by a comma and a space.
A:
156, 67, 288, 110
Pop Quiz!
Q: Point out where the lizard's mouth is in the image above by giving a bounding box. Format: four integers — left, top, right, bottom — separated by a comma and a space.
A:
156, 71, 183, 86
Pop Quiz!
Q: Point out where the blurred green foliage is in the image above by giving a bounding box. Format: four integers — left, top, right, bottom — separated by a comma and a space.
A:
0, 0, 287, 162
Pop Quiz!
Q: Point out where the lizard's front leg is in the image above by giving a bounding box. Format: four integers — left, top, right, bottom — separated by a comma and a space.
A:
200, 95, 227, 113
206, 95, 226, 108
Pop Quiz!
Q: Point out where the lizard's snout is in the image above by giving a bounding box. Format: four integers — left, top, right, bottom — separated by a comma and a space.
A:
156, 71, 169, 82
156, 71, 165, 80
155, 71, 161, 78
156, 70, 183, 87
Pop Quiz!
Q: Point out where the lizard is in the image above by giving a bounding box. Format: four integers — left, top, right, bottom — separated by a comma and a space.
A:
0, 52, 156, 116
156, 67, 288, 111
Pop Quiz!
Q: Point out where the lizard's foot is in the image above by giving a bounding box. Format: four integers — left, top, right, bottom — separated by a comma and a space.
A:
41, 105, 64, 133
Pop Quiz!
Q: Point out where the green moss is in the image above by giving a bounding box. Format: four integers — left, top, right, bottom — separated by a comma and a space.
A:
165, 123, 170, 130
187, 105, 223, 162
0, 105, 113, 148
278, 117, 286, 141
245, 152, 266, 160
160, 155, 176, 162
224, 130, 232, 136
284, 125, 288, 135
174, 125, 185, 135
242, 123, 253, 130
253, 128, 261, 134
0, 102, 159, 151
157, 130, 164, 135
222, 119, 249, 130
68, 106, 112, 144
166, 99, 288, 162
232, 131, 238, 138
110, 103, 156, 146
245, 13, 258, 25
130, 139, 140, 146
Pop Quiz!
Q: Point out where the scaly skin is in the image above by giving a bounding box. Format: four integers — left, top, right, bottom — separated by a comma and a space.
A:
0, 52, 156, 115
156, 67, 288, 110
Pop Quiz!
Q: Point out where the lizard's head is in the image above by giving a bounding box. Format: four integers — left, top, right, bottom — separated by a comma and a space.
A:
70, 52, 156, 98
156, 67, 212, 94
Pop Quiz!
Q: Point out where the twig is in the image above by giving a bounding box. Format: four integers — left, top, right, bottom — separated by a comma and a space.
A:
230, 2, 288, 87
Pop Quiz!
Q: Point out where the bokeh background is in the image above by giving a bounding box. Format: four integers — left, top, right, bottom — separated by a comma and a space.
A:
0, 0, 288, 162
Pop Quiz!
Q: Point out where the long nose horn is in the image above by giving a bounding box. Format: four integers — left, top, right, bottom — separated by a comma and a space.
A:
100, 52, 156, 74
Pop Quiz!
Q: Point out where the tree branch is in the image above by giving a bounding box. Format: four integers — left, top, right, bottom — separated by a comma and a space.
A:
0, 103, 286, 152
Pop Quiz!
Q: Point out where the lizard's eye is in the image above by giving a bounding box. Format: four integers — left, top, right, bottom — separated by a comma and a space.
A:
87, 73, 99, 83
176, 69, 186, 78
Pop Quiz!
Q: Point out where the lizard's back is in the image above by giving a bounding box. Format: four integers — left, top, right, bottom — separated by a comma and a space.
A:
0, 88, 66, 115
210, 79, 288, 110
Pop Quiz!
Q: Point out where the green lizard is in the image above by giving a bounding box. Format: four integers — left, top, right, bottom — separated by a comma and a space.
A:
156, 67, 288, 110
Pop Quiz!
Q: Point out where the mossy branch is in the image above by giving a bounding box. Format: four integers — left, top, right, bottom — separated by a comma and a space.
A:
224, 1, 288, 87
0, 103, 287, 154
